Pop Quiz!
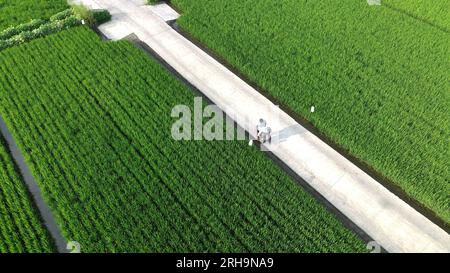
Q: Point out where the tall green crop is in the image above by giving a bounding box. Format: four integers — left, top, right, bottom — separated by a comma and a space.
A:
0, 137, 55, 253
0, 27, 366, 252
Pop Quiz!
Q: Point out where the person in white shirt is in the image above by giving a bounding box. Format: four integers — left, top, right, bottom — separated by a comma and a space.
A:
256, 118, 271, 143
256, 118, 266, 135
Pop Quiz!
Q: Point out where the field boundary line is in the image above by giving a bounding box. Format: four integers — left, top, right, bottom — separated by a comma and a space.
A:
0, 116, 68, 253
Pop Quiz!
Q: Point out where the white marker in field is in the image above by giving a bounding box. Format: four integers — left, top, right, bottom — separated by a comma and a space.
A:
249, 139, 253, 146
81, 19, 85, 25
311, 106, 315, 113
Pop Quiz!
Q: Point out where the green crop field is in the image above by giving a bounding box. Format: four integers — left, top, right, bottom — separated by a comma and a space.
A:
172, 0, 450, 223
0, 27, 366, 252
0, 0, 68, 31
0, 136, 54, 253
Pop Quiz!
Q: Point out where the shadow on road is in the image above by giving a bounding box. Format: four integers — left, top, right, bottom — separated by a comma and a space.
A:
271, 124, 307, 145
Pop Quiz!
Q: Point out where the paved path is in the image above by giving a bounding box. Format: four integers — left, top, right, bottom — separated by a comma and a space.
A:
0, 117, 68, 253
70, 0, 450, 252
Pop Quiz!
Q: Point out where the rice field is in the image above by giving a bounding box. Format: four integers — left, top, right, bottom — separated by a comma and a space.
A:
0, 27, 367, 252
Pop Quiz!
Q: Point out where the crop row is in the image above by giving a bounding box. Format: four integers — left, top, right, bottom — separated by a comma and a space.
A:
0, 12, 80, 51
0, 27, 366, 252
0, 0, 69, 31
172, 0, 450, 222
0, 136, 54, 253
0, 7, 113, 51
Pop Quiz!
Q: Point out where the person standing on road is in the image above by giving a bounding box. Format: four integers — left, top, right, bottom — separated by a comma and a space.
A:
256, 118, 271, 143
256, 118, 267, 136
